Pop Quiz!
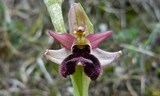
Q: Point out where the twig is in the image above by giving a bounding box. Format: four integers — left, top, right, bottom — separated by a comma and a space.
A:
120, 43, 155, 57
36, 58, 54, 85
126, 81, 138, 96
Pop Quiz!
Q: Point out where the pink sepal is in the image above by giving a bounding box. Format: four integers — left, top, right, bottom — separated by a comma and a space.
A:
48, 30, 75, 50
86, 31, 112, 49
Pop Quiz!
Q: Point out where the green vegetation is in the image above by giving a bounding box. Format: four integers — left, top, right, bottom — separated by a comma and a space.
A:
0, 0, 159, 96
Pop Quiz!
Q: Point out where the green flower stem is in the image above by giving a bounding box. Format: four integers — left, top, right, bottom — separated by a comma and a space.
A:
44, 1, 91, 96
71, 67, 91, 96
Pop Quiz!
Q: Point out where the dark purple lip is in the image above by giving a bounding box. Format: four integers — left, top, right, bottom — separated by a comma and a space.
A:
59, 45, 102, 80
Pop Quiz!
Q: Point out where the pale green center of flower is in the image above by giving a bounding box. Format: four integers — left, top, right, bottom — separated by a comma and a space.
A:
73, 27, 89, 45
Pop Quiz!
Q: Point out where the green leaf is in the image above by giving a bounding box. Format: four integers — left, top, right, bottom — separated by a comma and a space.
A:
44, 0, 66, 33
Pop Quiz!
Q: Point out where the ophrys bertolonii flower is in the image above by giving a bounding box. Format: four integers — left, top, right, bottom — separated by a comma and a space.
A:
45, 3, 122, 80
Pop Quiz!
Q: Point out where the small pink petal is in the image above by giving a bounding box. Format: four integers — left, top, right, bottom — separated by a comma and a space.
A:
91, 48, 122, 67
86, 31, 112, 49
44, 48, 71, 64
48, 30, 75, 50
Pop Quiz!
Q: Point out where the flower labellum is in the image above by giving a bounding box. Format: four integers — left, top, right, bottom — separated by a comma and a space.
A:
45, 3, 122, 80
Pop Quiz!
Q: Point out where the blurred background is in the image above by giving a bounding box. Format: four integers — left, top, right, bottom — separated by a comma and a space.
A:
0, 0, 160, 96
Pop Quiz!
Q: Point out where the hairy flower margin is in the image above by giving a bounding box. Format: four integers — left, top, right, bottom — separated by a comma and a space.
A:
44, 3, 122, 80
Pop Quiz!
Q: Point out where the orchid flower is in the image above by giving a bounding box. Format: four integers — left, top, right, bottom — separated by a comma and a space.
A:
45, 3, 122, 80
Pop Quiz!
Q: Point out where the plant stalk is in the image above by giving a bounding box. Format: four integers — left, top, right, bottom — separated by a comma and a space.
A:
44, 1, 91, 96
